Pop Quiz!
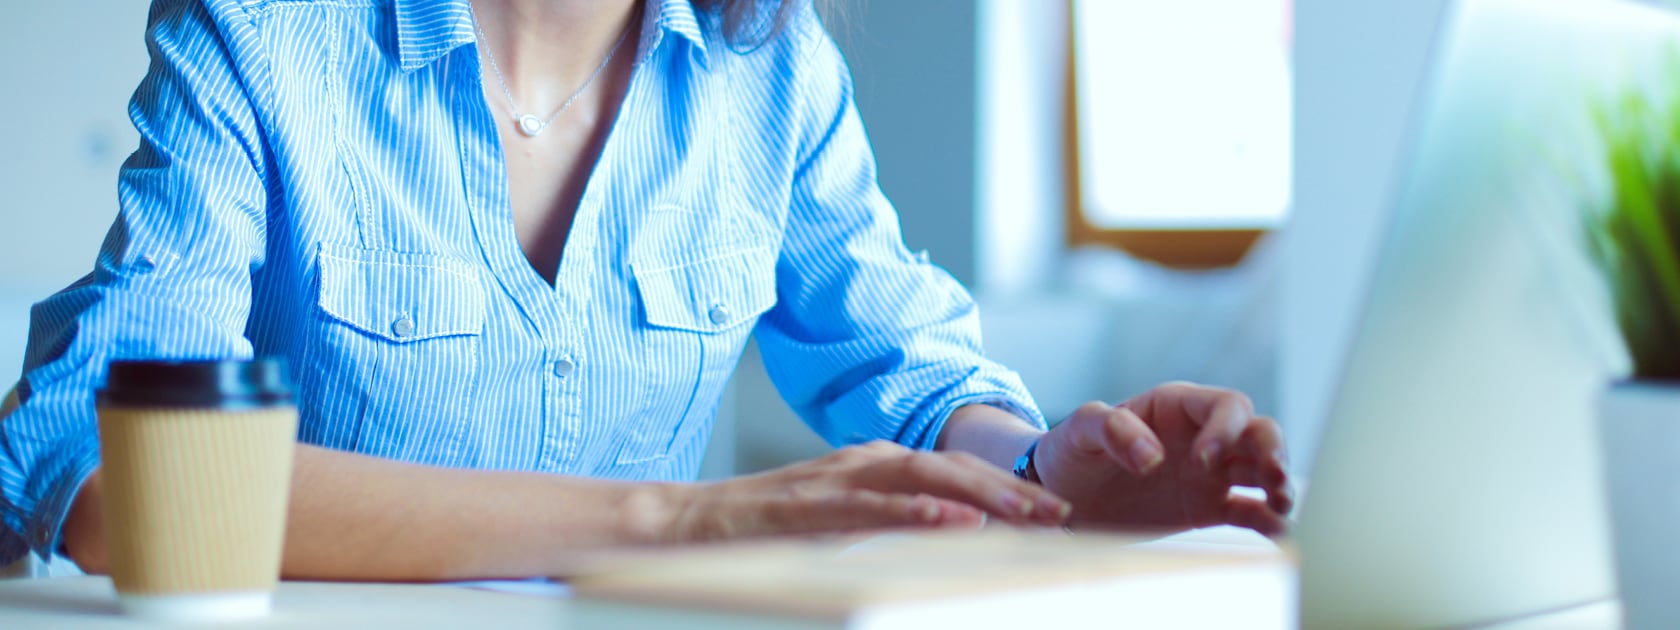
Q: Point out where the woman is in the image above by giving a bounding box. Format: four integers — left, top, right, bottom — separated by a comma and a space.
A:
1, 0, 1292, 579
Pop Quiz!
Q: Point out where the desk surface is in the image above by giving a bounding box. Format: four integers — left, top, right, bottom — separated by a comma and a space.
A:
0, 576, 559, 629
0, 575, 1621, 629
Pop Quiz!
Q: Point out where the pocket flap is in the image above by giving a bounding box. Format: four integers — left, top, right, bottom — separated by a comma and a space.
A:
317, 247, 486, 343
632, 247, 778, 333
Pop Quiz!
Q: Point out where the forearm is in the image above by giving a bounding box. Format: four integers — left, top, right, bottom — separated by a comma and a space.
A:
63, 444, 683, 581
935, 404, 1045, 470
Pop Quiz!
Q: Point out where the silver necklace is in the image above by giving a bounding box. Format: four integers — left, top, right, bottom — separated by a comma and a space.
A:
470, 6, 633, 138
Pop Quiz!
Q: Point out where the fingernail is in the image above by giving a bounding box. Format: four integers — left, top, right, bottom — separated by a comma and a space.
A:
920, 502, 941, 522
1197, 443, 1222, 470
1130, 438, 1163, 473
1035, 499, 1070, 521
1000, 491, 1034, 517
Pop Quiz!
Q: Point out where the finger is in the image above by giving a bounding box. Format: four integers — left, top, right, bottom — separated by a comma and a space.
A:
1225, 454, 1294, 515
781, 490, 982, 535
866, 451, 1067, 524
1233, 418, 1292, 510
1226, 457, 1266, 488
886, 493, 986, 528
855, 439, 908, 455
1235, 417, 1289, 473
1226, 456, 1286, 489
1267, 481, 1296, 516
939, 451, 1073, 522
1224, 494, 1289, 538
1081, 406, 1162, 477
908, 493, 987, 528
1180, 386, 1255, 472
1069, 403, 1164, 476
1065, 402, 1118, 456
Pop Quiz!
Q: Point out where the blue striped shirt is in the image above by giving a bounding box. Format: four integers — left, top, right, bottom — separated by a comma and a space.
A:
0, 0, 1043, 564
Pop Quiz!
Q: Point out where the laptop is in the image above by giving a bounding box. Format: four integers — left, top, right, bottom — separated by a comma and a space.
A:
1295, 0, 1676, 626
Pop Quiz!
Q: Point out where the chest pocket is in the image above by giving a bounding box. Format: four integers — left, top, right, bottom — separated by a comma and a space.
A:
310, 246, 486, 462
618, 246, 778, 465
635, 247, 778, 333
318, 249, 486, 341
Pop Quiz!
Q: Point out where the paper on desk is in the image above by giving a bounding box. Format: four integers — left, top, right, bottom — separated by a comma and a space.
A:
443, 577, 572, 597
439, 529, 1280, 602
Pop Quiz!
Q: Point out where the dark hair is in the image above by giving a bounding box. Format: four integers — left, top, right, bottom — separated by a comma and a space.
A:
689, 0, 832, 49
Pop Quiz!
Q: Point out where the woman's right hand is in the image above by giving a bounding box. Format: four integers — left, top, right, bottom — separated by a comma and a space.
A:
663, 441, 1072, 542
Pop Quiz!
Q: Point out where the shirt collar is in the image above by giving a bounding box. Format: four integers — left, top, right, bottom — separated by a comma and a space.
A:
391, 0, 708, 74
647, 0, 708, 58
393, 0, 476, 73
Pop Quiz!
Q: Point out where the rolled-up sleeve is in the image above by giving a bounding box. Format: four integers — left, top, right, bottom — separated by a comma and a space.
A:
752, 22, 1045, 452
1, 0, 270, 565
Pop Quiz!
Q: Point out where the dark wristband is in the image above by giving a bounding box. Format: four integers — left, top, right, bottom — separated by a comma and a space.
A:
1012, 438, 1041, 484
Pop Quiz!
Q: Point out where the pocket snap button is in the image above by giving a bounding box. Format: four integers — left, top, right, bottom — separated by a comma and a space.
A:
391, 315, 416, 338
707, 303, 731, 326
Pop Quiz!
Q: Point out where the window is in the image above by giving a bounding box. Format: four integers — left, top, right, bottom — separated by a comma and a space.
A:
1068, 0, 1294, 268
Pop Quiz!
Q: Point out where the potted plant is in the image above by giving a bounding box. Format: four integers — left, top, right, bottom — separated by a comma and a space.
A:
1588, 57, 1680, 630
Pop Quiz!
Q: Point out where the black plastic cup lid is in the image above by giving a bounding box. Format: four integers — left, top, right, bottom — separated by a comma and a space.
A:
98, 358, 294, 410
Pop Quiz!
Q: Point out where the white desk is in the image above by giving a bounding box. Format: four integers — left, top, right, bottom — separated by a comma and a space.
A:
0, 526, 1626, 629
0, 526, 1623, 630
0, 574, 1621, 629
0, 577, 559, 629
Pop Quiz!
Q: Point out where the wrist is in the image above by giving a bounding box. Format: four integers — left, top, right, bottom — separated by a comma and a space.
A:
62, 470, 108, 573
618, 481, 695, 546
941, 404, 1044, 470
1011, 437, 1043, 484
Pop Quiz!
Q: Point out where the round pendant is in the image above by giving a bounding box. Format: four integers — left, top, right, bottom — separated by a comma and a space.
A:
516, 114, 544, 137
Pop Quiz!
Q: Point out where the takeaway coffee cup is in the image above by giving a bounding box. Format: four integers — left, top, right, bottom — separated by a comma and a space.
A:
96, 359, 297, 621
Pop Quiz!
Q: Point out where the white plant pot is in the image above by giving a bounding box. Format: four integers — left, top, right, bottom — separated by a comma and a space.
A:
1599, 380, 1680, 630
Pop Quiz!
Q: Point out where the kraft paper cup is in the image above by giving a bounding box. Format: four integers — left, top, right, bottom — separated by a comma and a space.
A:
96, 359, 296, 622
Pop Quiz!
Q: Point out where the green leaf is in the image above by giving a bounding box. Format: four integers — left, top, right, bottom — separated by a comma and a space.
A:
1586, 54, 1680, 380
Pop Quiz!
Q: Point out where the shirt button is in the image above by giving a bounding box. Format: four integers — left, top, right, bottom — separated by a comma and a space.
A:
391, 315, 416, 338
553, 357, 576, 378
708, 303, 731, 326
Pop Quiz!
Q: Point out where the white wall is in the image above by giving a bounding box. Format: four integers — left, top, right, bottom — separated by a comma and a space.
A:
833, 0, 981, 286
0, 3, 151, 385
975, 0, 1065, 297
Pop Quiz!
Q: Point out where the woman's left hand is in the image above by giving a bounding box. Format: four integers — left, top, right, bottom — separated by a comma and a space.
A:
1033, 383, 1294, 536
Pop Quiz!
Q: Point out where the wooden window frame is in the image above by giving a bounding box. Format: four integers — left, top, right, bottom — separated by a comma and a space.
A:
1063, 0, 1269, 270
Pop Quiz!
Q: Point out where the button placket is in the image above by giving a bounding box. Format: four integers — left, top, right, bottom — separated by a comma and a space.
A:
540, 347, 582, 471
552, 356, 577, 378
